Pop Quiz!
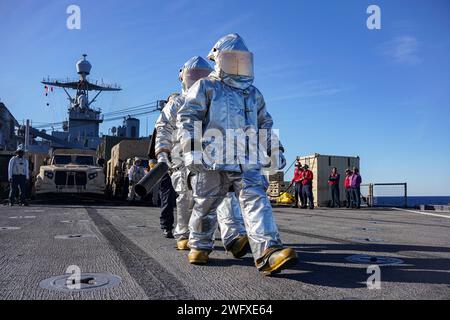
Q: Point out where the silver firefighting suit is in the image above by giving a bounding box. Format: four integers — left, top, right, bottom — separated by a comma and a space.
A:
217, 192, 246, 249
154, 56, 246, 248
172, 164, 245, 247
177, 33, 287, 267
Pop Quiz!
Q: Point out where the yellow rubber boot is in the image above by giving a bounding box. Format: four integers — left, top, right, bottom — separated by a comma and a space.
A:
188, 249, 210, 265
176, 239, 190, 250
229, 236, 250, 259
258, 248, 298, 276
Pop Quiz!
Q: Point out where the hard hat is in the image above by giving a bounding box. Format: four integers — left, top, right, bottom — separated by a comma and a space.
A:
149, 159, 157, 169
16, 144, 25, 153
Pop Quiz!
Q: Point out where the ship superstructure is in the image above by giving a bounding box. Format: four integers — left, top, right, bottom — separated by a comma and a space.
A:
41, 54, 121, 150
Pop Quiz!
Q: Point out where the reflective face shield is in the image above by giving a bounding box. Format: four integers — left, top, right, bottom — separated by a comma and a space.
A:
216, 50, 254, 77
180, 68, 212, 91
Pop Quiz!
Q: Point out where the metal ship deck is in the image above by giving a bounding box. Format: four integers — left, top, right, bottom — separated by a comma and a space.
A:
1, 203, 449, 300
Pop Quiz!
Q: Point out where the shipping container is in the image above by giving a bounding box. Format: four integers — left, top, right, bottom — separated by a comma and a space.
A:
97, 136, 134, 163
297, 154, 360, 207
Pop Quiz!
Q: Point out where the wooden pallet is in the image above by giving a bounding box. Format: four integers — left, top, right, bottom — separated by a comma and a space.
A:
267, 181, 291, 197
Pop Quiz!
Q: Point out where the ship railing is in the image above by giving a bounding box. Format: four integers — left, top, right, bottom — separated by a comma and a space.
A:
360, 183, 408, 208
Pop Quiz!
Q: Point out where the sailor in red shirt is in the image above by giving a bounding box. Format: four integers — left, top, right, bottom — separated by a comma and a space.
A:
291, 160, 304, 208
328, 167, 341, 208
344, 169, 353, 208
301, 164, 314, 209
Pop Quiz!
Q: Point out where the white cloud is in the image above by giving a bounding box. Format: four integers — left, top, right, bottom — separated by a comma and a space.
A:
266, 80, 348, 103
381, 36, 421, 65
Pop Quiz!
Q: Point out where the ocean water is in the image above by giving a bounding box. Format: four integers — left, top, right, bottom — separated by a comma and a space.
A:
374, 196, 450, 208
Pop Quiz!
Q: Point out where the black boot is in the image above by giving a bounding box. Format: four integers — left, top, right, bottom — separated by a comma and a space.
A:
163, 229, 174, 239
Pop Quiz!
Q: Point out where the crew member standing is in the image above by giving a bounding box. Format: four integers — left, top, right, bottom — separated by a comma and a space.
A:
291, 160, 304, 208
148, 125, 176, 238
8, 145, 29, 206
159, 172, 176, 238
301, 164, 314, 209
328, 167, 340, 208
127, 158, 145, 201
344, 169, 353, 208
350, 167, 362, 209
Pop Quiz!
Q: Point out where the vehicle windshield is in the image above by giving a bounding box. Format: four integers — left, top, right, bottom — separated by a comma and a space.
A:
75, 156, 95, 165
53, 155, 72, 165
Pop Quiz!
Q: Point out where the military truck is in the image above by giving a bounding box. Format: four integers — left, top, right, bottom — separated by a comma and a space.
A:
34, 148, 106, 196
106, 139, 152, 201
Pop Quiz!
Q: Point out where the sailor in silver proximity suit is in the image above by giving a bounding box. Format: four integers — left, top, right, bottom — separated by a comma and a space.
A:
155, 56, 248, 256
177, 34, 298, 274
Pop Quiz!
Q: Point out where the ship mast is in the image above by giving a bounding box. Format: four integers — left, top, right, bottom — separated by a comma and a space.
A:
41, 54, 122, 149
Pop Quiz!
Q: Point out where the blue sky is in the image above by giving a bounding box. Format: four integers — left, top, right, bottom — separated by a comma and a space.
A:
1, 0, 449, 195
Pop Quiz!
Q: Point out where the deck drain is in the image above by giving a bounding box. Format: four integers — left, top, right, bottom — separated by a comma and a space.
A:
39, 273, 121, 292
0, 227, 21, 230
351, 237, 385, 243
54, 234, 96, 239
346, 254, 403, 265
9, 216, 36, 219
353, 227, 380, 232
